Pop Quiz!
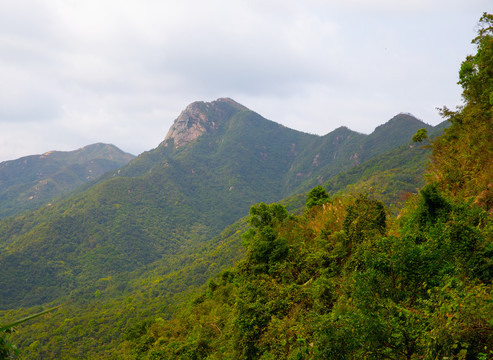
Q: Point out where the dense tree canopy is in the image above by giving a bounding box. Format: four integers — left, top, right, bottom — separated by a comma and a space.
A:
432, 13, 493, 208
305, 185, 331, 209
1, 12, 492, 360
121, 184, 492, 359
118, 13, 493, 360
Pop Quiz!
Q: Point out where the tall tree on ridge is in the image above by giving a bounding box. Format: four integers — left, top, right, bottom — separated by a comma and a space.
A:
431, 12, 493, 211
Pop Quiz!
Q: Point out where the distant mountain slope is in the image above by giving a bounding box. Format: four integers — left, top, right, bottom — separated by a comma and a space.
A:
284, 113, 434, 195
0, 119, 447, 359
325, 121, 449, 207
0, 98, 435, 310
0, 143, 135, 218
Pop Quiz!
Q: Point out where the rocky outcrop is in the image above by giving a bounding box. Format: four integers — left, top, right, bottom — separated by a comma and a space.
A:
164, 98, 246, 148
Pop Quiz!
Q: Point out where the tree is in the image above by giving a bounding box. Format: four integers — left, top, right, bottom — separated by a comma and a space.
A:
247, 202, 288, 229
243, 202, 290, 272
305, 185, 331, 209
458, 13, 493, 107
431, 13, 493, 204
415, 183, 451, 228
342, 194, 386, 244
412, 128, 428, 143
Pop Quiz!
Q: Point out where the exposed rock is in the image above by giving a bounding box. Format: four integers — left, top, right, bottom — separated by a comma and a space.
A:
350, 152, 361, 165
164, 105, 208, 148
164, 98, 246, 149
313, 153, 320, 166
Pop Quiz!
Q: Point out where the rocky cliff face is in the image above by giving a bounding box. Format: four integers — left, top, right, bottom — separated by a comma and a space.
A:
164, 98, 246, 148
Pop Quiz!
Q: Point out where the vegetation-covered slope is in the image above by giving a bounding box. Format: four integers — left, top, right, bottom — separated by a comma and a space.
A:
325, 121, 449, 207
115, 13, 493, 360
0, 111, 447, 359
122, 186, 492, 359
0, 98, 433, 311
0, 143, 135, 218
283, 113, 434, 195
430, 14, 493, 209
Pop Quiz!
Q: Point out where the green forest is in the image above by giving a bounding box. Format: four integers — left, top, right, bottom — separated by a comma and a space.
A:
1, 12, 492, 360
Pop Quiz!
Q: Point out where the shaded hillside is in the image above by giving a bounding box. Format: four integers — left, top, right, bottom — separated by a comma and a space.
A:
124, 186, 491, 359
0, 134, 440, 358
325, 121, 449, 207
0, 98, 437, 310
117, 16, 493, 359
284, 113, 434, 195
0, 143, 135, 218
0, 100, 446, 358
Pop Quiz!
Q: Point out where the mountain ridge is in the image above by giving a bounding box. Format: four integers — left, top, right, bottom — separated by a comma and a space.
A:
0, 98, 437, 311
0, 98, 448, 360
0, 143, 135, 218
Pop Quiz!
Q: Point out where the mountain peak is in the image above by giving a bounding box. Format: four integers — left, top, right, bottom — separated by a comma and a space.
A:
215, 97, 247, 108
370, 113, 429, 136
385, 112, 425, 127
163, 98, 247, 148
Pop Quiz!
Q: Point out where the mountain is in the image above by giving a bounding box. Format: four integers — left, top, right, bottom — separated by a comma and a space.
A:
0, 135, 442, 359
115, 20, 493, 356
284, 113, 434, 195
0, 98, 445, 359
0, 143, 135, 218
0, 98, 436, 310
2, 123, 454, 359
324, 120, 449, 207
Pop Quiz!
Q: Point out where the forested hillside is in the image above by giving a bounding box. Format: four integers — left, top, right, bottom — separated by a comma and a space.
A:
0, 98, 431, 311
0, 109, 439, 359
325, 121, 449, 208
122, 186, 492, 359
117, 13, 493, 360
0, 118, 441, 358
1, 13, 491, 360
0, 143, 134, 218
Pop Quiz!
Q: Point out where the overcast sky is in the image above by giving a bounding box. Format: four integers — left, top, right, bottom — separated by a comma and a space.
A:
0, 0, 490, 161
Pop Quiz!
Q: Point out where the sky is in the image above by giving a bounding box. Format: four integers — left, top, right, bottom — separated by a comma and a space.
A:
0, 0, 490, 161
